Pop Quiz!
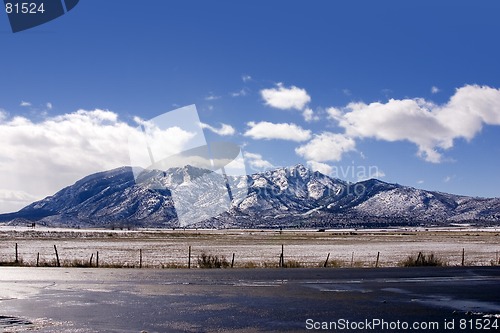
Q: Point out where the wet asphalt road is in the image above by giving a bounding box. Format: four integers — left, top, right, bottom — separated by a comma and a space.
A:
0, 267, 499, 332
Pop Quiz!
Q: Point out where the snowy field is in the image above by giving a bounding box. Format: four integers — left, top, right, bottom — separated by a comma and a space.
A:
0, 226, 499, 268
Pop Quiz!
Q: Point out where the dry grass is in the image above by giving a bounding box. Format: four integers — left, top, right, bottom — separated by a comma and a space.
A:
399, 252, 446, 267
0, 259, 24, 266
197, 252, 230, 268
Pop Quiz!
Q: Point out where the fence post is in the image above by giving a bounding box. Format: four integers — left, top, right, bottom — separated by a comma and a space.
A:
375, 251, 380, 268
188, 246, 191, 269
54, 245, 60, 267
351, 252, 354, 267
231, 253, 235, 268
461, 248, 465, 266
139, 249, 142, 268
323, 253, 330, 268
96, 251, 99, 268
15, 243, 18, 264
280, 244, 284, 268
36, 252, 39, 267
89, 253, 94, 267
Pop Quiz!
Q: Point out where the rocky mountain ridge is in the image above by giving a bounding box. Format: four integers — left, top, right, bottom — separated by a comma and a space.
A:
1, 164, 499, 228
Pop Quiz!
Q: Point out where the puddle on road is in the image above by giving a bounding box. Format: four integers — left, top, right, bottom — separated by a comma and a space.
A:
0, 315, 33, 329
381, 287, 500, 313
413, 296, 500, 313
234, 280, 288, 287
306, 283, 371, 293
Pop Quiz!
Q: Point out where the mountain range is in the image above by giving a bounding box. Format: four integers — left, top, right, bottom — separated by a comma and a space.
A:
1, 164, 499, 228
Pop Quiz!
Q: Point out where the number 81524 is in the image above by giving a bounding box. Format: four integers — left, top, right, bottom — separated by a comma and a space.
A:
5, 2, 45, 14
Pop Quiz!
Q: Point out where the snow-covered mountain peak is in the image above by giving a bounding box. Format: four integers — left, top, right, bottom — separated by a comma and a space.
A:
1, 164, 499, 228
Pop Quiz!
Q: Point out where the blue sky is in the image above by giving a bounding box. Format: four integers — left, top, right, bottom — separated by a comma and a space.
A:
1, 1, 500, 213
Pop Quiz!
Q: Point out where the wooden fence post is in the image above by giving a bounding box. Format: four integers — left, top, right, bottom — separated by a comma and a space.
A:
188, 246, 191, 269
139, 249, 142, 268
89, 253, 94, 267
54, 245, 60, 267
279, 244, 284, 268
461, 248, 465, 266
375, 251, 380, 268
36, 252, 39, 267
96, 251, 99, 268
15, 243, 18, 264
231, 253, 235, 268
323, 253, 330, 268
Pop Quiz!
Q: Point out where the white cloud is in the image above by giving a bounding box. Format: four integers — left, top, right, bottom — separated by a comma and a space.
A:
417, 180, 424, 184
338, 98, 448, 163
356, 168, 386, 182
244, 152, 273, 171
342, 89, 352, 96
242, 75, 252, 82
46, 102, 53, 110
326, 107, 342, 121
431, 86, 440, 94
244, 121, 311, 142
231, 88, 248, 97
334, 85, 500, 163
371, 170, 386, 178
20, 101, 31, 107
295, 132, 356, 162
0, 109, 197, 213
302, 108, 319, 122
306, 160, 332, 175
205, 94, 221, 101
260, 83, 311, 110
200, 122, 236, 136
0, 189, 39, 206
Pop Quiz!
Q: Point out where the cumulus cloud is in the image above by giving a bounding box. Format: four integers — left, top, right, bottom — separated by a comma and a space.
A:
260, 83, 311, 110
20, 101, 31, 107
431, 86, 440, 94
244, 152, 273, 171
302, 108, 319, 122
46, 102, 53, 110
242, 75, 252, 82
306, 160, 332, 175
295, 132, 356, 162
334, 85, 500, 163
0, 109, 198, 213
326, 107, 342, 120
200, 122, 236, 136
244, 121, 311, 142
